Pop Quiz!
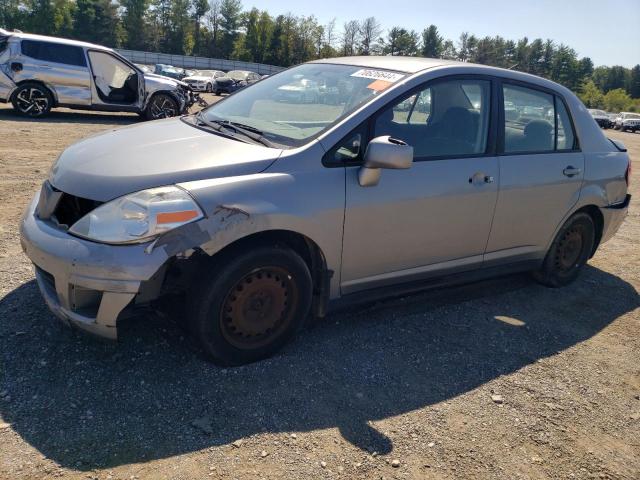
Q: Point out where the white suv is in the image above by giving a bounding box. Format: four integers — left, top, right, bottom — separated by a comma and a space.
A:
614, 112, 640, 132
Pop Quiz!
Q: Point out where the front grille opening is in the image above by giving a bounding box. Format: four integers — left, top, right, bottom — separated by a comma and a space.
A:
53, 193, 103, 228
70, 285, 102, 318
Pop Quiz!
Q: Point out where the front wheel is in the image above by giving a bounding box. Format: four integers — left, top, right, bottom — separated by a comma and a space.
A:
188, 247, 313, 366
11, 82, 53, 117
206, 83, 213, 93
533, 212, 595, 287
144, 93, 179, 120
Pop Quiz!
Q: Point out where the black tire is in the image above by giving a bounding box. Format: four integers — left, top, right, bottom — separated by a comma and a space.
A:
188, 246, 313, 366
144, 93, 180, 120
206, 83, 213, 93
215, 90, 221, 96
11, 82, 53, 117
533, 212, 595, 288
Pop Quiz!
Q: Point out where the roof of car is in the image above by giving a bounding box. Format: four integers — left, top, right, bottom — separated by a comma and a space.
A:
311, 56, 463, 73
311, 55, 579, 97
5, 30, 112, 51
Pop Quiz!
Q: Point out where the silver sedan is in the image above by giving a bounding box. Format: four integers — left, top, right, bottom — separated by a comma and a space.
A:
21, 56, 631, 365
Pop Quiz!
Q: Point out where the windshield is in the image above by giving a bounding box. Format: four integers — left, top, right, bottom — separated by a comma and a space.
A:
624, 113, 640, 119
590, 109, 606, 116
200, 63, 405, 147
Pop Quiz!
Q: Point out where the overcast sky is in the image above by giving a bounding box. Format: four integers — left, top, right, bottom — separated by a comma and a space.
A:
246, 0, 640, 68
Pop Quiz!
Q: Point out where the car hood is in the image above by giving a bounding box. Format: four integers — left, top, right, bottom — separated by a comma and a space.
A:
143, 73, 187, 88
49, 117, 282, 202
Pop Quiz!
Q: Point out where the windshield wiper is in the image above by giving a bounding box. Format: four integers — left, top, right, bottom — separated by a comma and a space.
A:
195, 113, 275, 148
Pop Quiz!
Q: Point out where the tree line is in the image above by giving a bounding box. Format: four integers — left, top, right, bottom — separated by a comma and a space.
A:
1, 0, 639, 110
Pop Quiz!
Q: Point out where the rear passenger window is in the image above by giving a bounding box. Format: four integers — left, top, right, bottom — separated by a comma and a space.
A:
503, 85, 555, 153
503, 84, 576, 153
374, 78, 490, 159
21, 40, 86, 67
556, 99, 575, 150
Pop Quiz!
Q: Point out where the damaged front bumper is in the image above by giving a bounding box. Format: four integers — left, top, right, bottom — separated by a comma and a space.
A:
19, 195, 171, 339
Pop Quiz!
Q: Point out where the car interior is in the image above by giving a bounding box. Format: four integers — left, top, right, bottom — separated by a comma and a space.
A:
374, 79, 490, 158
503, 84, 555, 152
88, 51, 138, 104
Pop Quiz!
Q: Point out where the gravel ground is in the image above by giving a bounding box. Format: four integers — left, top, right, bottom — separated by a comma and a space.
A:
0, 99, 639, 480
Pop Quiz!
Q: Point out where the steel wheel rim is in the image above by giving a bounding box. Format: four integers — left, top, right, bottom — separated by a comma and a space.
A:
16, 87, 49, 116
150, 96, 177, 119
555, 225, 584, 272
220, 267, 298, 350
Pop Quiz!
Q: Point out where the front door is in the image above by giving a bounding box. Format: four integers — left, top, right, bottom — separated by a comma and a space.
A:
340, 77, 499, 294
484, 82, 584, 265
87, 50, 141, 108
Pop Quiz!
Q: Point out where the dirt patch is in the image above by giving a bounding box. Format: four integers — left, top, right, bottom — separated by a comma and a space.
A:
0, 103, 638, 480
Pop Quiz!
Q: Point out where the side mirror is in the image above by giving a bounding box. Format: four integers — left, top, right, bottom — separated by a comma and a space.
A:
358, 136, 413, 187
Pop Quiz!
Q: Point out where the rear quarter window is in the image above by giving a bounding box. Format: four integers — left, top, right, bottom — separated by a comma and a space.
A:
21, 40, 87, 67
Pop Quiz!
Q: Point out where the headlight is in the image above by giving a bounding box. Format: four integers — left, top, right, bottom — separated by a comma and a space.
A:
69, 186, 204, 244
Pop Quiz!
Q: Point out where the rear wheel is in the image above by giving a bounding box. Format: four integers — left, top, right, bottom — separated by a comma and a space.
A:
11, 82, 53, 117
533, 212, 595, 287
144, 93, 179, 120
188, 247, 312, 366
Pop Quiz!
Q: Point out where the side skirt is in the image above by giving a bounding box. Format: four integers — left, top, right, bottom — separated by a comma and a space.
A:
327, 260, 541, 314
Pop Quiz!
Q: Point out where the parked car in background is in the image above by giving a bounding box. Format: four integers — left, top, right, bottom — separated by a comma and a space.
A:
214, 70, 260, 95
20, 56, 631, 365
154, 64, 187, 80
614, 112, 640, 132
182, 69, 225, 92
0, 29, 197, 119
274, 77, 321, 103
588, 109, 612, 128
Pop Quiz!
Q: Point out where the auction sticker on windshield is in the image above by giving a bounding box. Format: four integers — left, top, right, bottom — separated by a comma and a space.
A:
350, 69, 405, 82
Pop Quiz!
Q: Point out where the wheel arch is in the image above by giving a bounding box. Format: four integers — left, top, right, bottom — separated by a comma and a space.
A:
573, 204, 604, 257
214, 229, 331, 317
143, 89, 181, 111
169, 229, 332, 318
10, 79, 58, 106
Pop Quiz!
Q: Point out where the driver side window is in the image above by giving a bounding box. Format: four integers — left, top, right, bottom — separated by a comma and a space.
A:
374, 78, 491, 159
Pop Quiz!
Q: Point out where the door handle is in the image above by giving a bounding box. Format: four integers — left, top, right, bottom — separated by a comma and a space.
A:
469, 172, 494, 185
563, 166, 582, 177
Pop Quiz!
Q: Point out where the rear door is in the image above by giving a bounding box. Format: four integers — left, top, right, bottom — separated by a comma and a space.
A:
18, 40, 91, 105
484, 81, 584, 265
